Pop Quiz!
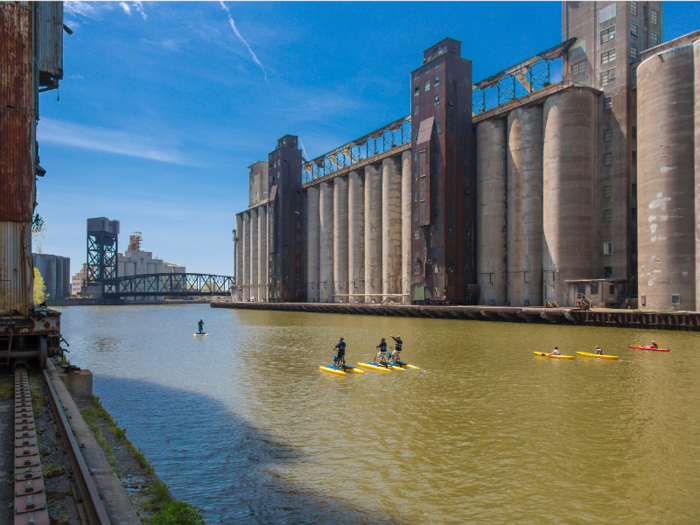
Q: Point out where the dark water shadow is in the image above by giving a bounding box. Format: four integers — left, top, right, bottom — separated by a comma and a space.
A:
93, 375, 406, 525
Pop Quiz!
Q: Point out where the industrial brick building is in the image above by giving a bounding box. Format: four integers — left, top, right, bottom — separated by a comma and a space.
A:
234, 1, 700, 312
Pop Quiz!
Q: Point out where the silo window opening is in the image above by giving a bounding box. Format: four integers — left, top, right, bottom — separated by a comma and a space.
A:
571, 61, 586, 76
604, 152, 614, 166
601, 68, 616, 87
651, 31, 659, 46
601, 25, 616, 44
672, 294, 680, 305
604, 242, 613, 254
604, 96, 613, 110
604, 185, 613, 198
434, 75, 440, 87
631, 23, 639, 39
603, 129, 613, 142
651, 9, 658, 25
604, 266, 613, 278
425, 81, 431, 92
414, 86, 419, 97
630, 45, 639, 61
601, 48, 616, 65
604, 210, 613, 223
630, 1, 638, 16
434, 95, 440, 107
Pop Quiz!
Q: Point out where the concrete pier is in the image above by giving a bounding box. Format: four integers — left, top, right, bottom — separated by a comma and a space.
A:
382, 157, 402, 299
348, 170, 365, 303
476, 119, 508, 306
306, 186, 320, 302
401, 151, 412, 303
507, 106, 543, 306
319, 181, 334, 302
365, 164, 382, 303
334, 176, 349, 302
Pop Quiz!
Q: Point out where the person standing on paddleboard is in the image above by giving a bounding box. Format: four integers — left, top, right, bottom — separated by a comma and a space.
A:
334, 338, 346, 368
198, 319, 204, 334
389, 335, 403, 363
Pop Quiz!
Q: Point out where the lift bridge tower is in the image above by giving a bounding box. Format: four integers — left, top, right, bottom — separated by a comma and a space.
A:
86, 217, 120, 295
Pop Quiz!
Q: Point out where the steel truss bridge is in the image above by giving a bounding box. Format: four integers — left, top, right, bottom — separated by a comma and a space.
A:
102, 273, 234, 299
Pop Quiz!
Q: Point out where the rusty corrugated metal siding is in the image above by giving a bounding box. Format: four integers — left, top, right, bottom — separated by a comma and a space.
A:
0, 3, 35, 315
35, 1, 63, 81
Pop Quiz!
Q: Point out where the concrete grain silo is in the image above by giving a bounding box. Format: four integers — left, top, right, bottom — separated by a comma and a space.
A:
333, 176, 349, 301
365, 164, 382, 302
348, 171, 365, 303
507, 106, 543, 306
306, 185, 320, 302
319, 181, 334, 302
382, 157, 402, 298
476, 119, 507, 305
542, 89, 596, 306
637, 44, 696, 311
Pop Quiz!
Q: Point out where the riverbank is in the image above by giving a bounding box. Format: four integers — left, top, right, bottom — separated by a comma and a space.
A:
48, 298, 214, 307
211, 300, 700, 331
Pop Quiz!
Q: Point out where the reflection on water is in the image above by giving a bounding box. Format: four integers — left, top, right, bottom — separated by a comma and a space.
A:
58, 305, 700, 524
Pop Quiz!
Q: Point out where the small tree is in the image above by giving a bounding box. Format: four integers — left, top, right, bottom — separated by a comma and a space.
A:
33, 267, 48, 304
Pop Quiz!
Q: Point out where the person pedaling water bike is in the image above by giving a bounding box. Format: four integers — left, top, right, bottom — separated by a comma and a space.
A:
649, 340, 659, 349
197, 319, 204, 334
333, 337, 346, 368
389, 335, 403, 363
595, 346, 603, 355
551, 347, 560, 355
374, 338, 389, 367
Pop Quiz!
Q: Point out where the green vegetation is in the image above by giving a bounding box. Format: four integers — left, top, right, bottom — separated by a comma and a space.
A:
42, 462, 66, 478
0, 378, 13, 401
148, 501, 206, 525
28, 376, 43, 418
33, 267, 48, 304
80, 405, 121, 478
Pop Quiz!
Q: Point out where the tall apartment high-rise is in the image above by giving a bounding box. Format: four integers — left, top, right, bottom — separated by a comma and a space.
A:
562, 1, 663, 295
268, 135, 304, 301
410, 38, 476, 303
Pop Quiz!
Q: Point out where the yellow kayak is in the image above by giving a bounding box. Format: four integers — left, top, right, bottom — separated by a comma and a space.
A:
534, 352, 574, 360
576, 352, 619, 360
357, 362, 392, 373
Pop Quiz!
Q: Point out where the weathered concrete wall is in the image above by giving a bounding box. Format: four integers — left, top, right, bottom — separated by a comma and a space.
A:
319, 181, 334, 302
334, 176, 349, 302
365, 164, 382, 302
242, 212, 250, 300
235, 215, 243, 300
250, 207, 258, 301
696, 41, 700, 311
638, 45, 696, 311
401, 151, 412, 303
306, 185, 320, 302
476, 119, 508, 305
542, 89, 596, 306
382, 157, 402, 299
258, 205, 267, 301
507, 106, 543, 306
348, 170, 365, 303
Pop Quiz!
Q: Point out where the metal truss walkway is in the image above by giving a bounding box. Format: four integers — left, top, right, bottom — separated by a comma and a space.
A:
102, 273, 234, 298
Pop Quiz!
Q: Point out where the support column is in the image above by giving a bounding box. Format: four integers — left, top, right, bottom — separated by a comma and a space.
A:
365, 164, 382, 302
319, 181, 334, 302
306, 186, 320, 302
401, 150, 412, 304
242, 212, 250, 301
348, 170, 365, 303
382, 157, 402, 300
250, 207, 258, 301
333, 176, 349, 302
258, 205, 267, 302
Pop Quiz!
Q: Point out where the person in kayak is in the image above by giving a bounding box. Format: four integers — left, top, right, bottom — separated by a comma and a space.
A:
197, 319, 204, 334
389, 335, 403, 363
334, 337, 346, 368
649, 341, 658, 349
551, 347, 560, 355
595, 346, 603, 355
375, 338, 388, 367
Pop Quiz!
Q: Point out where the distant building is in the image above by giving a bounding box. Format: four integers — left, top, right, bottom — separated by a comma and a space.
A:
72, 263, 88, 295
32, 253, 70, 300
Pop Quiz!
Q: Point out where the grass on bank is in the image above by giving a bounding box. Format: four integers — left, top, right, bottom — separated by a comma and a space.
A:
86, 395, 206, 524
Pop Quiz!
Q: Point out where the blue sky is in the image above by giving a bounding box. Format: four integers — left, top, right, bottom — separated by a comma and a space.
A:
36, 1, 700, 277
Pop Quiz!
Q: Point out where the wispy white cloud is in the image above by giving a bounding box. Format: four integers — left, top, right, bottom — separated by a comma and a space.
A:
133, 1, 148, 20
119, 2, 131, 16
141, 38, 182, 52
65, 1, 147, 21
37, 118, 193, 166
218, 1, 269, 84
69, 74, 85, 80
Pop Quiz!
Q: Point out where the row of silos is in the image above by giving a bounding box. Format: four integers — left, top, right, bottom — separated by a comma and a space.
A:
636, 41, 699, 311
476, 88, 596, 307
236, 204, 269, 301
32, 253, 71, 300
305, 150, 412, 303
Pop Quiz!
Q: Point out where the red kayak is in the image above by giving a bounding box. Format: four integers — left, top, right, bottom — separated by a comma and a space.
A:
627, 345, 671, 352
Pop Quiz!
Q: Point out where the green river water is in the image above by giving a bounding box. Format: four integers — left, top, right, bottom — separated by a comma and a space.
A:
58, 304, 700, 524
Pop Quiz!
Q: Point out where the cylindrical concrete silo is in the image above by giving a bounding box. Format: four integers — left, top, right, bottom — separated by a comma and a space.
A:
348, 170, 365, 303
63, 258, 71, 299
382, 156, 402, 299
542, 89, 596, 306
306, 186, 320, 302
476, 118, 508, 305
46, 255, 56, 300
242, 212, 250, 300
250, 207, 259, 301
638, 44, 696, 311
696, 41, 700, 311
55, 256, 64, 299
236, 214, 243, 301
334, 176, 349, 302
365, 164, 382, 302
319, 181, 334, 302
258, 205, 267, 301
507, 105, 543, 306
401, 151, 412, 303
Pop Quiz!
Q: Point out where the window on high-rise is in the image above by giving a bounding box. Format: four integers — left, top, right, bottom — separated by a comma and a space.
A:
600, 68, 616, 87
630, 45, 639, 61
425, 81, 431, 92
571, 61, 586, 76
604, 209, 613, 222
603, 129, 613, 142
601, 48, 616, 65
651, 9, 658, 25
433, 95, 440, 107
604, 185, 613, 198
604, 152, 614, 166
434, 75, 440, 87
630, 1, 638, 16
414, 104, 419, 116
603, 242, 613, 254
601, 25, 616, 44
414, 86, 419, 97
651, 32, 659, 46
631, 23, 639, 38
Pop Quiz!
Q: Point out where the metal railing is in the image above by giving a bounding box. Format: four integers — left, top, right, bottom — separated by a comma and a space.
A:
103, 273, 234, 298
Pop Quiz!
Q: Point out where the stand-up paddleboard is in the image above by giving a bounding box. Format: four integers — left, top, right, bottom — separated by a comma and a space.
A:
576, 352, 619, 360
534, 352, 574, 360
627, 345, 670, 352
319, 365, 364, 375
357, 362, 392, 372
194, 333, 208, 337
